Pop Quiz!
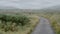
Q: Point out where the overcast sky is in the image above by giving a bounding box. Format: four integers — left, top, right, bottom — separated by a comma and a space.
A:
0, 0, 60, 9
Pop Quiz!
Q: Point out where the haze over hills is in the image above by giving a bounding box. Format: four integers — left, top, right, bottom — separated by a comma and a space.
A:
42, 5, 60, 12
0, 5, 60, 13
0, 6, 18, 9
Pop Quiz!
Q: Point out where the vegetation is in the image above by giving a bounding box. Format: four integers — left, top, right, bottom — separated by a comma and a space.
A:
0, 14, 30, 32
1, 9, 60, 34
26, 11, 60, 34
0, 13, 39, 34
35, 12, 60, 34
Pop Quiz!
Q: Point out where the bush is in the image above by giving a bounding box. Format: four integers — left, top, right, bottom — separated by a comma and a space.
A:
0, 14, 30, 32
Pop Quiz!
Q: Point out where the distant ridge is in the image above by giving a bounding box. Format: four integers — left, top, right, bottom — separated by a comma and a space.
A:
0, 6, 19, 9
0, 5, 60, 12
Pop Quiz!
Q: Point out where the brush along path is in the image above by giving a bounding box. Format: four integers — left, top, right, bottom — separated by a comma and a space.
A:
31, 17, 54, 34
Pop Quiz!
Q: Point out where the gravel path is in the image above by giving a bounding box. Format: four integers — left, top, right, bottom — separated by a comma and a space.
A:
31, 17, 54, 34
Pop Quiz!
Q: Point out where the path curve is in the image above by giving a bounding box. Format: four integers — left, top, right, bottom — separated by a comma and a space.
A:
31, 17, 54, 34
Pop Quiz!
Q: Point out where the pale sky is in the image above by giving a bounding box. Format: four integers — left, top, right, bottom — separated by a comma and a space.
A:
0, 0, 60, 9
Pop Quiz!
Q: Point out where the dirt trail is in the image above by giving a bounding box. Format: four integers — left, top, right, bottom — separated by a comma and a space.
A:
31, 17, 54, 34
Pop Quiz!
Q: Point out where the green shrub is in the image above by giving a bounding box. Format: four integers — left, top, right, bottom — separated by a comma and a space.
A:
0, 14, 30, 32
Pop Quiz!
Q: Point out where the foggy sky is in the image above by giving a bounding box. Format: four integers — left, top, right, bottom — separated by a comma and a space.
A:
0, 0, 60, 9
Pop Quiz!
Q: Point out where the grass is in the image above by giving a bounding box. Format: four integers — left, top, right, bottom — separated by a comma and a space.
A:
35, 12, 60, 34
50, 15, 60, 34
0, 14, 39, 34
21, 12, 60, 34
1, 10, 60, 34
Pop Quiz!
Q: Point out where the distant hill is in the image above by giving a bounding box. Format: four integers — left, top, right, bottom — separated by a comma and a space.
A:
0, 6, 18, 9
0, 5, 60, 13
42, 5, 60, 12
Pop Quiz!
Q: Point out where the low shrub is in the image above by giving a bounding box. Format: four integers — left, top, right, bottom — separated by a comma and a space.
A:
0, 14, 30, 32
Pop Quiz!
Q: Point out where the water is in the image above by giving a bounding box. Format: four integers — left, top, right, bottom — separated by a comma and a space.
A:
31, 17, 54, 34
